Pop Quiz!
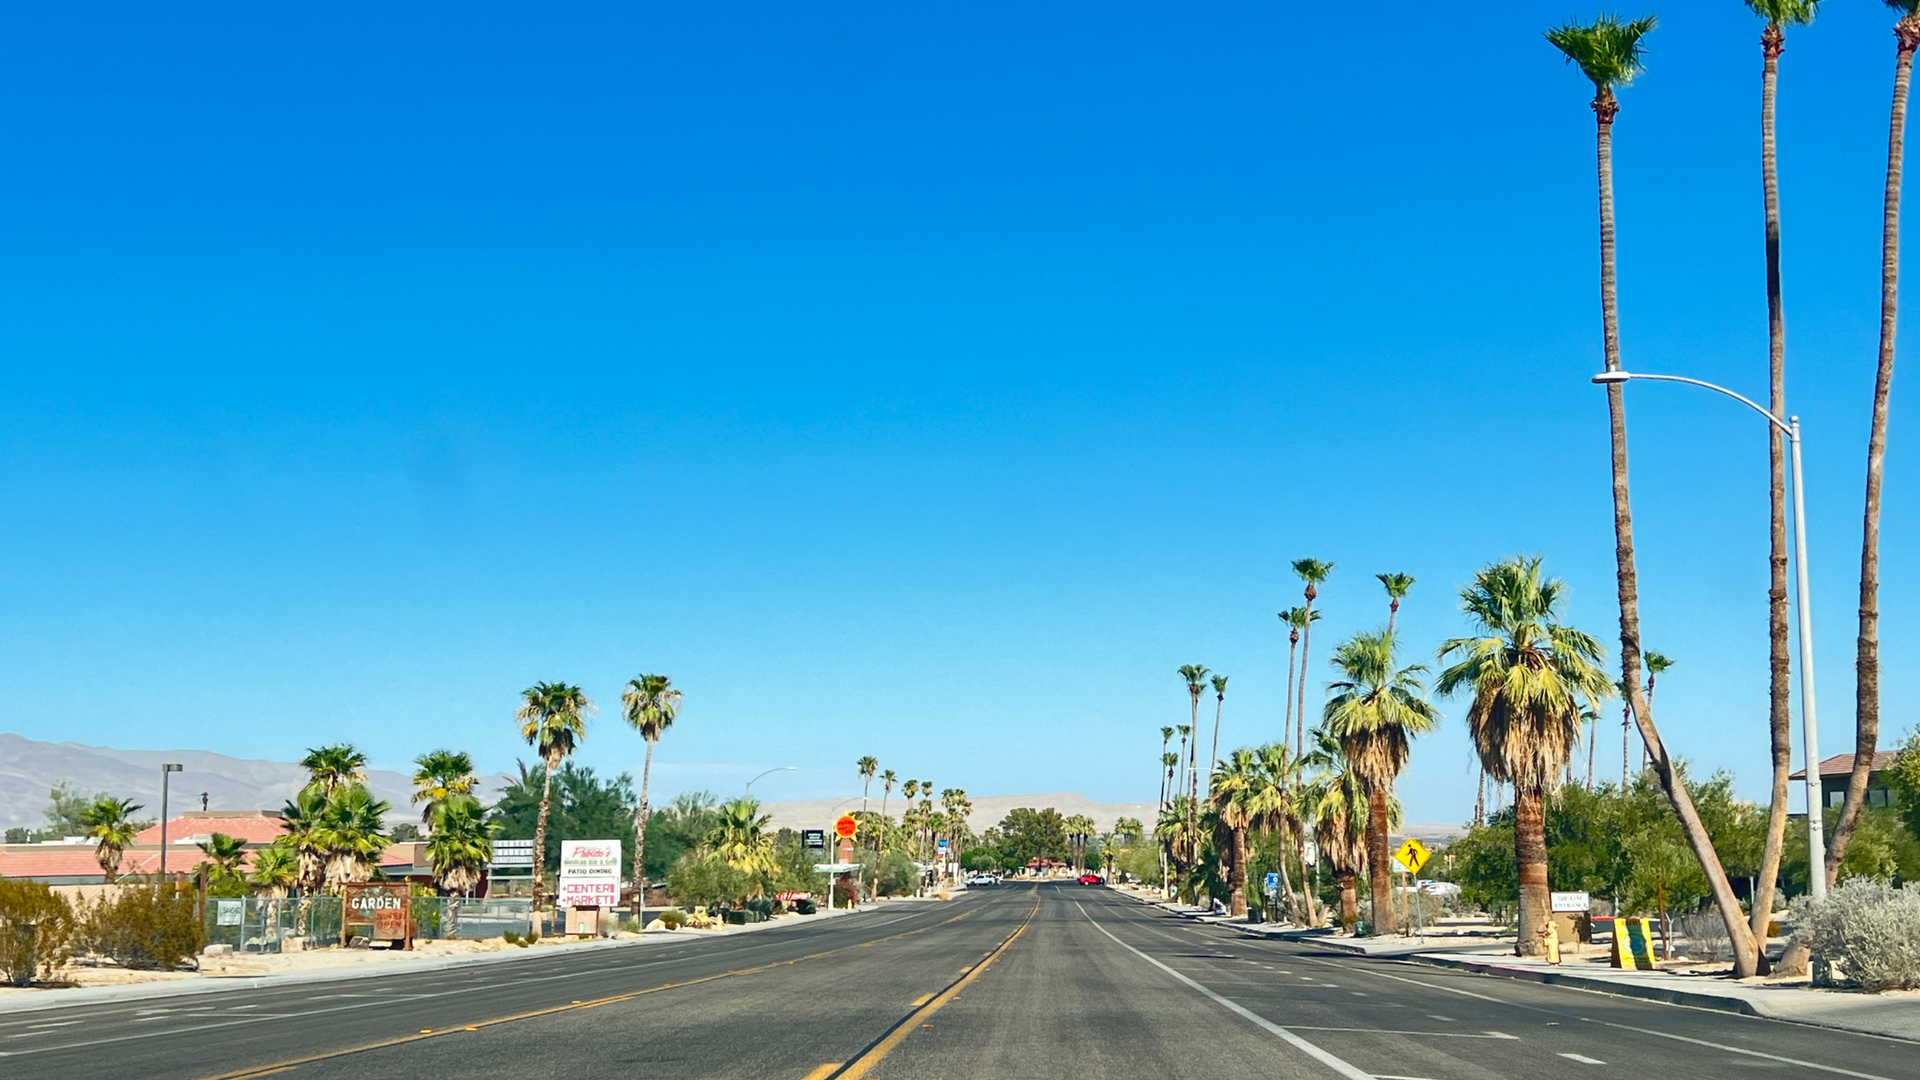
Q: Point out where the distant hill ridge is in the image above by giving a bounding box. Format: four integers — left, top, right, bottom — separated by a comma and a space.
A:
0, 733, 508, 831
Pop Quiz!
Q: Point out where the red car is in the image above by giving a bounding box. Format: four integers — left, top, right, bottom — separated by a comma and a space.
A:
1076, 873, 1104, 885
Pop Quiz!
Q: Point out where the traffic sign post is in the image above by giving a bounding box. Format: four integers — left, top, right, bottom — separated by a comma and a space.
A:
1392, 839, 1433, 936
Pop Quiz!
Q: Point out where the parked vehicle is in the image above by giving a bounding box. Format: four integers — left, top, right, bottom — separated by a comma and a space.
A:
1076, 873, 1103, 885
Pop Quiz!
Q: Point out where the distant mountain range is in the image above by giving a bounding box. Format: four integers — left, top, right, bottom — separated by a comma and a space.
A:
0, 734, 510, 832
0, 734, 1468, 846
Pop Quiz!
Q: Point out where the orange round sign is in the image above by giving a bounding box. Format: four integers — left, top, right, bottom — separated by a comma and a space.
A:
834, 814, 858, 838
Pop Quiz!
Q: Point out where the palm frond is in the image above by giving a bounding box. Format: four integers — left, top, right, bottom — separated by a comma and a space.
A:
1545, 13, 1658, 93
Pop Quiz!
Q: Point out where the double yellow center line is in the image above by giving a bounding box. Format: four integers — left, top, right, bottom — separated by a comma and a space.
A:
194, 902, 996, 1080
825, 896, 1040, 1080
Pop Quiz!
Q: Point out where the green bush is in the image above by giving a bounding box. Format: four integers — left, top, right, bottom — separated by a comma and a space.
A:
1795, 879, 1920, 992
874, 852, 920, 897
0, 881, 78, 986
83, 879, 203, 971
666, 853, 753, 907
655, 908, 687, 930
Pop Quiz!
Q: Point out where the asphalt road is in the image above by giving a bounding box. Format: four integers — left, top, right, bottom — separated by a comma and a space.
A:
2, 884, 1911, 1079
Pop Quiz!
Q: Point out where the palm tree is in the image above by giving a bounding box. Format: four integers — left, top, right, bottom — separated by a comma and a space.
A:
1292, 561, 1335, 757
299, 744, 369, 795
517, 681, 593, 903
1248, 742, 1307, 923
1157, 726, 1175, 815
1280, 608, 1302, 745
880, 769, 898, 818
1065, 813, 1097, 873
1206, 675, 1230, 799
708, 798, 776, 884
278, 787, 330, 894
247, 842, 299, 898
621, 673, 681, 904
317, 785, 391, 889
79, 796, 142, 883
1304, 728, 1371, 931
1641, 651, 1673, 771
1747, 0, 1820, 973
196, 832, 249, 894
857, 756, 880, 811
1208, 749, 1262, 917
1833, 0, 1920, 884
903, 778, 920, 806
1550, 11, 1763, 980
410, 750, 478, 826
1177, 660, 1208, 879
1377, 573, 1416, 634
1323, 628, 1437, 936
1436, 557, 1613, 957
427, 796, 496, 896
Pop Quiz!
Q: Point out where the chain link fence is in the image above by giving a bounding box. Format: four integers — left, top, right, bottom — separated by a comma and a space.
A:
202, 896, 533, 953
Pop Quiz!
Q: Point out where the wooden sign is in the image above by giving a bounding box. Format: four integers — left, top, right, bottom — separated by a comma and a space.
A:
342, 882, 414, 948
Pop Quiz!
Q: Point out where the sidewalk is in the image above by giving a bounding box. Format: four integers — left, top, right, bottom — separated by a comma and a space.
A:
1106, 886, 1920, 1042
0, 898, 879, 1015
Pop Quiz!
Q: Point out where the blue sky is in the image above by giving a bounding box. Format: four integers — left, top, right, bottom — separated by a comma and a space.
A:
2, 2, 1917, 824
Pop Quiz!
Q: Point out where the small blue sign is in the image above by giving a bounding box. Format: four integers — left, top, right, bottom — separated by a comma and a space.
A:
1264, 872, 1280, 892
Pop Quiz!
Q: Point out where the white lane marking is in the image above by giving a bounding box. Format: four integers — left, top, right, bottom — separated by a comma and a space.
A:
26, 1021, 80, 1029
1291, 947, 1899, 1080
1349, 991, 1368, 997
1591, 1019, 1895, 1080
1286, 1028, 1516, 1040
1075, 902, 1373, 1080
1428, 1015, 1453, 1022
1559, 1053, 1606, 1064
1311, 960, 1504, 1003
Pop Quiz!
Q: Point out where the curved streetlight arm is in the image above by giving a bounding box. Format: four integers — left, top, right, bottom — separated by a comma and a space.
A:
744, 765, 797, 797
1593, 371, 1792, 438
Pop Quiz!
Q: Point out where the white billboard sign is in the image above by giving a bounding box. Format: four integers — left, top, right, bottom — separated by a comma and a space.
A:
557, 839, 623, 909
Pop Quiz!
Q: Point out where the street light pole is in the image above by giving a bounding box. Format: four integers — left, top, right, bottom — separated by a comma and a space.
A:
744, 766, 796, 798
1591, 371, 1827, 898
159, 763, 183, 877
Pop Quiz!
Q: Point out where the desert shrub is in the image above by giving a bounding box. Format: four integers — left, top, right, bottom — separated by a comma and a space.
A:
0, 881, 78, 986
1673, 912, 1734, 962
873, 852, 920, 897
666, 853, 753, 908
654, 908, 686, 930
83, 878, 203, 971
1794, 879, 1920, 991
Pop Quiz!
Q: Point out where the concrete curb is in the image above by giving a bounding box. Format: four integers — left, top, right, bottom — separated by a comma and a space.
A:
0, 901, 878, 1015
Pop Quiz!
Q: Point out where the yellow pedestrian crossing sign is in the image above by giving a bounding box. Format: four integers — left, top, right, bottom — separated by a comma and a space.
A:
1392, 837, 1431, 876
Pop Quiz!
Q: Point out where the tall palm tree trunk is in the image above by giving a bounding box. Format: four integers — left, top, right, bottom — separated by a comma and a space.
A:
1514, 786, 1552, 957
1366, 787, 1394, 935
633, 738, 655, 910
1472, 767, 1486, 827
534, 764, 555, 916
1283, 630, 1299, 749
1296, 609, 1316, 758
1275, 836, 1298, 923
1595, 91, 1762, 978
1187, 695, 1202, 875
1335, 868, 1359, 930
1229, 827, 1249, 918
1208, 695, 1225, 800
1831, 15, 1920, 881
1751, 20, 1793, 975
1585, 714, 1597, 791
